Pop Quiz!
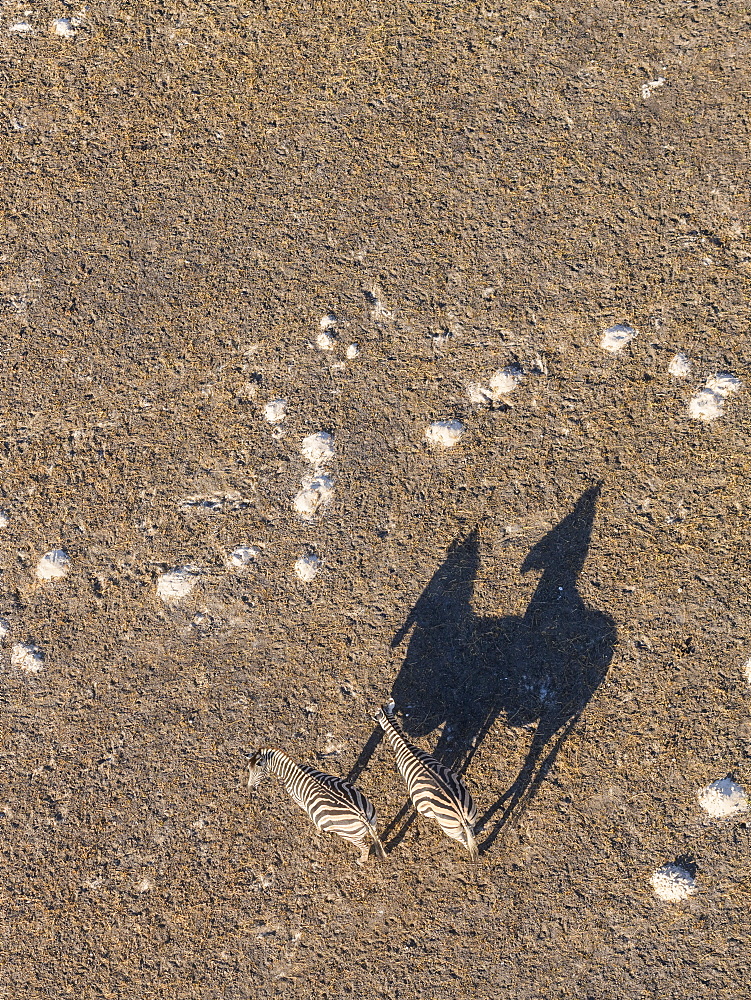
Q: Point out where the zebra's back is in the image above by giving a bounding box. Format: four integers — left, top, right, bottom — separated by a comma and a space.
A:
375, 702, 478, 860
248, 748, 385, 864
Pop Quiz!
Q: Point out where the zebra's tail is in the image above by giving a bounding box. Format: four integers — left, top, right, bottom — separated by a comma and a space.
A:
463, 825, 479, 862
370, 828, 387, 860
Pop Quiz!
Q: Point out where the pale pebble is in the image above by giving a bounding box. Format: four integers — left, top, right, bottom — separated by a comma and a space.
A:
425, 419, 464, 448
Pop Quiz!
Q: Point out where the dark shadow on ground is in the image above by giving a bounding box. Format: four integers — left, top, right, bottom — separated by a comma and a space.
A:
348, 484, 617, 852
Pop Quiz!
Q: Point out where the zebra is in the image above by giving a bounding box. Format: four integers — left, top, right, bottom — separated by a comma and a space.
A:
375, 699, 479, 860
248, 748, 386, 865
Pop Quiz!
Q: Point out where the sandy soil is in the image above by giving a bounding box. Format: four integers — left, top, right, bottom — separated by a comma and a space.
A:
1, 3, 750, 997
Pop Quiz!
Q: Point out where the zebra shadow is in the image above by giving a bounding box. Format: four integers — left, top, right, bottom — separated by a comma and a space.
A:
348, 484, 617, 853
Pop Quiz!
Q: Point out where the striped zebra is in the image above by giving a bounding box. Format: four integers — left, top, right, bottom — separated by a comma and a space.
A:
375, 700, 479, 860
248, 748, 386, 864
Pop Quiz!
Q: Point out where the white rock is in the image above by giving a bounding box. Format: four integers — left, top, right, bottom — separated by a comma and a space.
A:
697, 778, 748, 818
488, 367, 522, 396
237, 381, 259, 401
467, 383, 491, 405
0, 512, 8, 528
11, 642, 44, 673
688, 388, 724, 422
346, 343, 360, 360
650, 864, 696, 902
316, 331, 336, 351
294, 554, 320, 582
263, 399, 287, 424
706, 373, 741, 398
468, 366, 523, 405
641, 78, 665, 100
600, 323, 637, 353
156, 566, 199, 603
425, 419, 465, 448
301, 431, 335, 466
51, 18, 76, 37
668, 353, 691, 378
745, 658, 751, 685
0, 619, 9, 640
320, 313, 337, 331
688, 372, 741, 422
228, 545, 262, 567
293, 474, 334, 518
36, 549, 70, 582
9, 22, 32, 33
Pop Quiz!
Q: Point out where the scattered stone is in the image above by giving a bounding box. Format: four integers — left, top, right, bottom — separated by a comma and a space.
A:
688, 373, 741, 422
468, 366, 523, 405
51, 18, 76, 37
263, 399, 287, 424
293, 474, 334, 518
600, 323, 637, 353
641, 78, 665, 100
294, 554, 320, 582
36, 549, 70, 582
11, 642, 45, 673
697, 778, 748, 818
316, 331, 336, 351
650, 863, 696, 902
425, 419, 464, 448
228, 545, 262, 567
346, 343, 360, 359
301, 431, 335, 466
668, 353, 691, 378
156, 566, 200, 603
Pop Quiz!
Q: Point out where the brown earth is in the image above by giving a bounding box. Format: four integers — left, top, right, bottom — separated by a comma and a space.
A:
1, 2, 750, 998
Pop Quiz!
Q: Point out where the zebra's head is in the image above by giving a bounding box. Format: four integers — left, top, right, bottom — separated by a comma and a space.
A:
247, 749, 270, 790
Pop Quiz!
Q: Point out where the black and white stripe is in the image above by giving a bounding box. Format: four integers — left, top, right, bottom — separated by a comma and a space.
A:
375, 700, 479, 860
248, 748, 386, 864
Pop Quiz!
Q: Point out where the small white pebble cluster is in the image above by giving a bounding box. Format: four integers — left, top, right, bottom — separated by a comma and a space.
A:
228, 545, 262, 568
51, 17, 78, 37
600, 323, 637, 354
36, 549, 70, 582
316, 313, 337, 351
697, 778, 748, 818
425, 419, 464, 449
294, 553, 320, 582
467, 366, 523, 406
667, 353, 691, 378
314, 313, 359, 362
688, 373, 742, 422
11, 641, 45, 673
641, 78, 665, 100
263, 399, 287, 424
293, 432, 335, 519
293, 474, 334, 518
300, 431, 335, 465
650, 864, 696, 902
156, 566, 200, 603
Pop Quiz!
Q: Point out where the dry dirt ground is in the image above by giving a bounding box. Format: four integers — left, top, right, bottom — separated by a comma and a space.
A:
1, 2, 750, 998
